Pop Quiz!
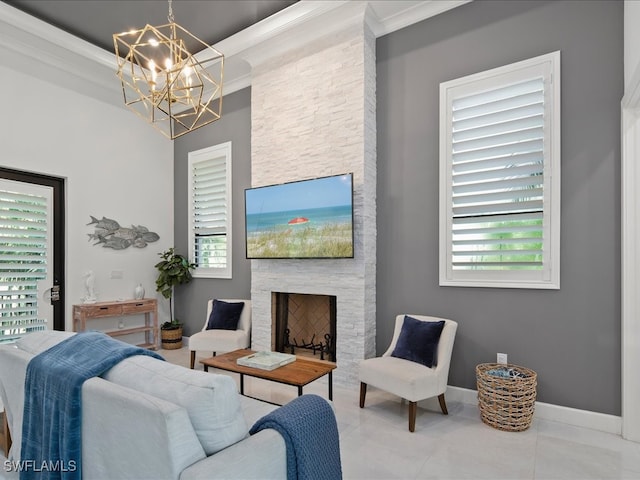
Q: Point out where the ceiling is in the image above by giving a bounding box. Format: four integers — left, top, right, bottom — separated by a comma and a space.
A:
0, 1, 470, 106
2, 0, 298, 54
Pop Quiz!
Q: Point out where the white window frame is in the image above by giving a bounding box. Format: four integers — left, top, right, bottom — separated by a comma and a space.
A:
188, 142, 232, 279
439, 51, 561, 289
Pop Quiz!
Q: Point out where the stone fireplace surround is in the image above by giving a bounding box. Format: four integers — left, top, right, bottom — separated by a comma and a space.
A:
249, 14, 377, 387
251, 266, 375, 386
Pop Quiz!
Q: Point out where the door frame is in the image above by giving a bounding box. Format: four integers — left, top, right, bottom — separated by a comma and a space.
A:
621, 61, 640, 442
0, 167, 65, 331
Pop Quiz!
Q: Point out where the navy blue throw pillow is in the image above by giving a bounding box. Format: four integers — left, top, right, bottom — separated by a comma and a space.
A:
390, 316, 445, 368
206, 300, 245, 330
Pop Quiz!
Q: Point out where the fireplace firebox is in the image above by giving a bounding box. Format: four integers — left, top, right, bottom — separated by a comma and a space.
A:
272, 292, 337, 362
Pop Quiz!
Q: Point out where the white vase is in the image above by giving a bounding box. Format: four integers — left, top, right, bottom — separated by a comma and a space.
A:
134, 283, 145, 299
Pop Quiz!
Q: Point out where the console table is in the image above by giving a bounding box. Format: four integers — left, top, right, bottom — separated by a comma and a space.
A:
73, 299, 158, 350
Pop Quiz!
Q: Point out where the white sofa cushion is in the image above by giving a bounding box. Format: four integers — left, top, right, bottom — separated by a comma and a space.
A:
104, 355, 249, 455
16, 330, 75, 354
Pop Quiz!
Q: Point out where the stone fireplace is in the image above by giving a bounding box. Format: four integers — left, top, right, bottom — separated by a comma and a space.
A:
249, 11, 376, 386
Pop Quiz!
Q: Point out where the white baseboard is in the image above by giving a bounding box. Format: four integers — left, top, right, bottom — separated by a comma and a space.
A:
433, 386, 622, 436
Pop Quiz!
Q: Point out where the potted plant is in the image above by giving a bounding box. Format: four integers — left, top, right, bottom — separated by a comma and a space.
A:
155, 247, 196, 349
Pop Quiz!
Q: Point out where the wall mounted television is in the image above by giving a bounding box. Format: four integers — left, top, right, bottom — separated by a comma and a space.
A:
245, 173, 354, 259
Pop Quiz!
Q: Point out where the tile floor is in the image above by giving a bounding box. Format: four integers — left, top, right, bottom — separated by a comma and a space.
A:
183, 348, 640, 480
3, 347, 640, 480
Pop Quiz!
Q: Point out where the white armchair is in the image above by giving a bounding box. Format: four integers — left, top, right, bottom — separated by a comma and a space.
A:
359, 314, 458, 432
189, 299, 251, 369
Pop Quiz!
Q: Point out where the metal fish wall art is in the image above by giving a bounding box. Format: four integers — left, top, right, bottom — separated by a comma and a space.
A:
87, 216, 160, 250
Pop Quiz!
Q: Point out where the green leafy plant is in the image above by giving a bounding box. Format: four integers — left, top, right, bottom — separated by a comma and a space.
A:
155, 247, 196, 329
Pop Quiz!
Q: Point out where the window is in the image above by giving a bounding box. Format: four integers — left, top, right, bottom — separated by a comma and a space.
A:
439, 51, 560, 289
188, 142, 232, 279
0, 180, 52, 343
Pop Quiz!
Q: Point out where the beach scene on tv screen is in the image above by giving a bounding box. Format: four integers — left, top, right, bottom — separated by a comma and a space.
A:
245, 174, 353, 258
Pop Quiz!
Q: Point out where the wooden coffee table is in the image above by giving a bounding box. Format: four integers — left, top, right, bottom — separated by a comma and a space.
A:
200, 349, 336, 402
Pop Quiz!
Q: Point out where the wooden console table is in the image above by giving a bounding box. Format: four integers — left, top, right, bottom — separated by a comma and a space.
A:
73, 299, 158, 350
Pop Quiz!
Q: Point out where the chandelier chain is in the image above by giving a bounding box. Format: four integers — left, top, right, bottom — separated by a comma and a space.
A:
167, 0, 174, 23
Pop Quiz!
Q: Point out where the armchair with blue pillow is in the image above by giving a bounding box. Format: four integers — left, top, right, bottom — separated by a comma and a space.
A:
359, 314, 458, 432
190, 299, 252, 369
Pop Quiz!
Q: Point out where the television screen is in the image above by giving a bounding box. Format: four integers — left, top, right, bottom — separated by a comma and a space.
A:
245, 173, 354, 259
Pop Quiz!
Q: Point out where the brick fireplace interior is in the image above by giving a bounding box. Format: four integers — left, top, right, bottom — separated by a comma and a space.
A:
272, 292, 337, 362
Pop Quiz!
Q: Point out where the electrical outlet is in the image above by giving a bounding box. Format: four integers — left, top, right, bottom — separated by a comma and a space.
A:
497, 353, 508, 365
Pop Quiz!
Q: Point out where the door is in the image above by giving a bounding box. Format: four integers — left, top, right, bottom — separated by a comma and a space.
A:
0, 170, 64, 342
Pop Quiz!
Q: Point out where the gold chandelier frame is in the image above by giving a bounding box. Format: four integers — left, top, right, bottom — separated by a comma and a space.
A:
113, 2, 224, 139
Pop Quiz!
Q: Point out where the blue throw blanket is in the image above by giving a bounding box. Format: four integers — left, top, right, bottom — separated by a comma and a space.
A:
20, 331, 163, 480
249, 394, 342, 480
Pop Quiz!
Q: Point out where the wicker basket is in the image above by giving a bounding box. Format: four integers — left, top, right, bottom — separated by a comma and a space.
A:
476, 363, 537, 432
160, 327, 183, 350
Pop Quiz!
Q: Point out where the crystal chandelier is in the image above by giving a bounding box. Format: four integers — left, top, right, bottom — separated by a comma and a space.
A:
113, 0, 224, 139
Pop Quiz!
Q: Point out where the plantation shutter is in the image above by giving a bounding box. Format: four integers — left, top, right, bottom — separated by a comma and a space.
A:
0, 189, 49, 343
440, 51, 560, 289
450, 77, 545, 271
192, 155, 228, 270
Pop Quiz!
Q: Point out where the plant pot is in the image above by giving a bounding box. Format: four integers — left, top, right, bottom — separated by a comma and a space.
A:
161, 326, 183, 350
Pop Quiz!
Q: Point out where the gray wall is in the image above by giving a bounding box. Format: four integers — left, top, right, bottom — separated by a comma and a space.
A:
376, 0, 623, 414
173, 88, 252, 336
173, 0, 623, 415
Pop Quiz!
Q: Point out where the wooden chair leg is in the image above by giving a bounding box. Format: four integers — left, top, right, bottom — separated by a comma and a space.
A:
2, 410, 11, 457
438, 393, 448, 415
408, 401, 417, 432
190, 350, 196, 369
359, 382, 367, 408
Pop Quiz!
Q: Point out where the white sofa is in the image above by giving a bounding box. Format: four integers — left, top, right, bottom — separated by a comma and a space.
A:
0, 331, 286, 480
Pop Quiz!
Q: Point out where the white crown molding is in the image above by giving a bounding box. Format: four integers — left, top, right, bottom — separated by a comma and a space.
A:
367, 0, 472, 37
214, 1, 352, 59
235, 2, 372, 68
0, 0, 470, 105
0, 2, 122, 106
221, 63, 252, 96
